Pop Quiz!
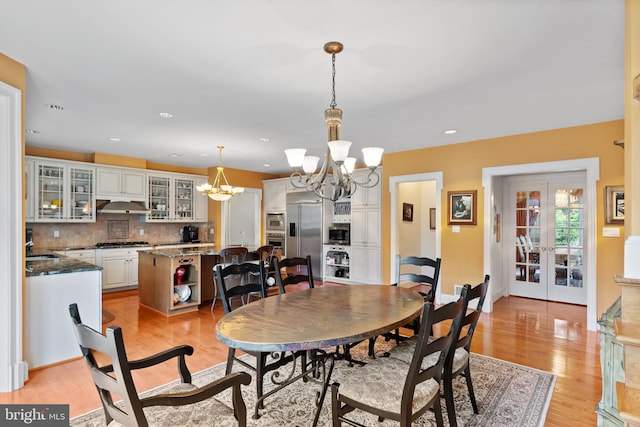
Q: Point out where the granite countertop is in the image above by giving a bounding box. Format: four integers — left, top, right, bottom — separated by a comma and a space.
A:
26, 256, 102, 277
138, 246, 221, 258
50, 242, 216, 251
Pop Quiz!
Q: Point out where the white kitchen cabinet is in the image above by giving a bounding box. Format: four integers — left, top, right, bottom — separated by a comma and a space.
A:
59, 249, 96, 264
351, 168, 381, 210
349, 245, 381, 284
97, 247, 148, 290
194, 176, 209, 222
351, 209, 381, 247
263, 178, 288, 212
147, 173, 202, 222
32, 158, 96, 223
25, 158, 35, 222
96, 166, 146, 201
324, 244, 351, 284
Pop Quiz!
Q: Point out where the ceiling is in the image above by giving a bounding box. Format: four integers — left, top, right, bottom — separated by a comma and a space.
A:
0, 1, 624, 175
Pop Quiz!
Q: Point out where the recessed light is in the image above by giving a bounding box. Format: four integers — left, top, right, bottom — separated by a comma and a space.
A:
168, 153, 183, 157
108, 137, 121, 142
26, 129, 40, 134
159, 112, 173, 118
200, 153, 209, 157
259, 137, 271, 142
263, 164, 271, 167
444, 129, 457, 135
46, 104, 64, 111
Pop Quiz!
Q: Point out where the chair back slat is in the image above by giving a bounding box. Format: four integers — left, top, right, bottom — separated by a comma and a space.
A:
396, 255, 441, 302
215, 262, 267, 313
272, 255, 314, 293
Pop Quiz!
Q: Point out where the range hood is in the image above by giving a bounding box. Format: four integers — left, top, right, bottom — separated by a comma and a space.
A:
97, 200, 149, 214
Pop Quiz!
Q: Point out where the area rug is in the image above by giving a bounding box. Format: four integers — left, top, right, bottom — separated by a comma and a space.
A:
70, 343, 555, 426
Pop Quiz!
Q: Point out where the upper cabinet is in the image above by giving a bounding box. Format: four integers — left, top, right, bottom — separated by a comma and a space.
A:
25, 158, 35, 222
96, 167, 146, 201
31, 158, 96, 222
263, 178, 288, 212
146, 173, 205, 223
194, 176, 209, 223
351, 168, 381, 210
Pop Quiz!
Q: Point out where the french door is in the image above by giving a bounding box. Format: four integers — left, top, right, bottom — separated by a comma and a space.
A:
507, 172, 587, 305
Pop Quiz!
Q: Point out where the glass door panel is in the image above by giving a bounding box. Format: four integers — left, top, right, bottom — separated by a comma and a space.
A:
148, 176, 170, 220
36, 163, 65, 221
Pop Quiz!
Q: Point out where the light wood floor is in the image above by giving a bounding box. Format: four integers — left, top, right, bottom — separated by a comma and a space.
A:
0, 285, 602, 426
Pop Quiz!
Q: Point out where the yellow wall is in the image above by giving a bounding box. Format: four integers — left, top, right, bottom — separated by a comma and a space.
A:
382, 119, 625, 315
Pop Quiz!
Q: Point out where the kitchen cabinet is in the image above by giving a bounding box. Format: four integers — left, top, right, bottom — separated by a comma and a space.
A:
97, 247, 148, 291
25, 158, 35, 222
33, 158, 96, 223
58, 249, 96, 264
138, 252, 202, 315
263, 178, 288, 212
349, 173, 381, 284
96, 166, 146, 201
194, 176, 209, 222
351, 209, 381, 247
351, 168, 381, 210
350, 245, 381, 284
146, 173, 200, 222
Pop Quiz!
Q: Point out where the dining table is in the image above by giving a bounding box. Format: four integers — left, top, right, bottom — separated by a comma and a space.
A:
215, 284, 424, 425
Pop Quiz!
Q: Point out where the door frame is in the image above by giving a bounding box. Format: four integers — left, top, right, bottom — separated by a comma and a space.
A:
389, 172, 443, 303
482, 157, 599, 330
221, 188, 262, 248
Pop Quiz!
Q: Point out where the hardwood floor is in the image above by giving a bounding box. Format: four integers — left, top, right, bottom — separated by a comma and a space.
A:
0, 286, 602, 425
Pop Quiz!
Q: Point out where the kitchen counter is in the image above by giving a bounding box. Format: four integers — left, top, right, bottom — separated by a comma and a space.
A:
138, 245, 219, 258
26, 255, 102, 277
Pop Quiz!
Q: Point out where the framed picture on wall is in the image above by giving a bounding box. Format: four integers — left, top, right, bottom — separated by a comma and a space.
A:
605, 185, 624, 224
402, 203, 414, 222
447, 190, 477, 225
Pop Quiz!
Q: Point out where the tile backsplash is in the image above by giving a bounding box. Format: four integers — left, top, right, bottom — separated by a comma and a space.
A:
27, 214, 213, 250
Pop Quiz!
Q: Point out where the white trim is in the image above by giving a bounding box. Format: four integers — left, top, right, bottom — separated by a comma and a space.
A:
389, 172, 443, 303
0, 81, 27, 391
482, 158, 600, 331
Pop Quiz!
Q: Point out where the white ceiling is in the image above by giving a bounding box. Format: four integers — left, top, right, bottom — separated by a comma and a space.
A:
0, 1, 624, 174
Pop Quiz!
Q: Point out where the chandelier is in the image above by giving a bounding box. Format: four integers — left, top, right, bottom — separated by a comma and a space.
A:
285, 41, 383, 202
196, 145, 245, 201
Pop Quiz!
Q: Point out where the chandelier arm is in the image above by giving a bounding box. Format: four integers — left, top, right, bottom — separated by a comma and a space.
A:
351, 169, 381, 188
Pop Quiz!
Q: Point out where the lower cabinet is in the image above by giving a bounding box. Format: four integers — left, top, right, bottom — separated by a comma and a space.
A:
350, 245, 382, 284
324, 245, 351, 284
97, 248, 149, 291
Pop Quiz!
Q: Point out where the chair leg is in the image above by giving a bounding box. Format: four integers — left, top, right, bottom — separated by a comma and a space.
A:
367, 336, 377, 358
464, 365, 479, 413
255, 353, 266, 411
331, 383, 341, 427
211, 279, 218, 311
443, 372, 458, 427
433, 397, 445, 427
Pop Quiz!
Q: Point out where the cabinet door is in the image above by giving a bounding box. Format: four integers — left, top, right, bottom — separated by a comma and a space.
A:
194, 176, 209, 222
349, 246, 367, 283
263, 179, 287, 212
96, 167, 146, 200
25, 159, 35, 222
128, 251, 139, 287
351, 169, 381, 209
122, 171, 146, 199
364, 209, 381, 246
35, 162, 65, 221
174, 177, 195, 221
366, 246, 382, 284
68, 166, 95, 222
96, 168, 122, 198
102, 255, 128, 289
148, 175, 171, 221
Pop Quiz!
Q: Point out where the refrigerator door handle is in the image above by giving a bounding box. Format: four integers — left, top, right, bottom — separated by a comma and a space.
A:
289, 222, 296, 237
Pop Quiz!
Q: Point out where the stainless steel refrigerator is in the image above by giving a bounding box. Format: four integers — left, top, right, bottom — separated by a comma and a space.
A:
286, 191, 323, 280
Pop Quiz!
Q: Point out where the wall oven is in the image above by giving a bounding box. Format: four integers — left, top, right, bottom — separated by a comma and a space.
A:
266, 213, 285, 232
266, 232, 285, 252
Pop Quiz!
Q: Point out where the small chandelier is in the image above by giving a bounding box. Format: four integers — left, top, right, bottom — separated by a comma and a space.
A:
196, 145, 245, 201
285, 41, 383, 202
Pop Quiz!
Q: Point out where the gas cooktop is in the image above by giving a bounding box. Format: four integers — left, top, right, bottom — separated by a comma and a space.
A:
96, 241, 149, 248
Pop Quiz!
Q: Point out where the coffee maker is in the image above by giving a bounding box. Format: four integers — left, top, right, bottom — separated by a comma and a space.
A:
181, 225, 199, 243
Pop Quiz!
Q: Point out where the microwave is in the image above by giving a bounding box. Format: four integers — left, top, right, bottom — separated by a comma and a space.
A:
328, 225, 350, 245
266, 213, 285, 232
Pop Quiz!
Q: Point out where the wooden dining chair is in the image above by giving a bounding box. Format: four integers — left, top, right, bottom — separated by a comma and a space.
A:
68, 303, 251, 427
215, 262, 299, 419
331, 295, 467, 427
211, 246, 250, 309
442, 274, 490, 427
272, 255, 315, 294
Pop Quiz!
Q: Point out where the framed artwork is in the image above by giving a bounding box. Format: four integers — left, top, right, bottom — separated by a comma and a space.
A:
429, 208, 436, 230
447, 190, 477, 225
402, 203, 414, 222
605, 185, 624, 224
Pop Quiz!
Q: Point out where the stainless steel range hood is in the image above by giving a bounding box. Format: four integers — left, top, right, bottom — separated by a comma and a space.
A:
97, 200, 149, 214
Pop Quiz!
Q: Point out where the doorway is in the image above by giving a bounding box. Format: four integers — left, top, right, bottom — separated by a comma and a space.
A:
221, 188, 262, 247
506, 172, 587, 305
482, 157, 599, 330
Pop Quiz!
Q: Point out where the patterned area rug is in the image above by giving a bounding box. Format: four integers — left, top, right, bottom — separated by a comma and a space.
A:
70, 342, 555, 426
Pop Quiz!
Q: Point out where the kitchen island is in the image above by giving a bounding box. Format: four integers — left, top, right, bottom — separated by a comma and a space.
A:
25, 255, 102, 369
138, 246, 220, 316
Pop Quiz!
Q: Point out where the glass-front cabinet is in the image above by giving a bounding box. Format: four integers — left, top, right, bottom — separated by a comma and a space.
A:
146, 174, 195, 222
148, 175, 171, 220
34, 160, 95, 222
